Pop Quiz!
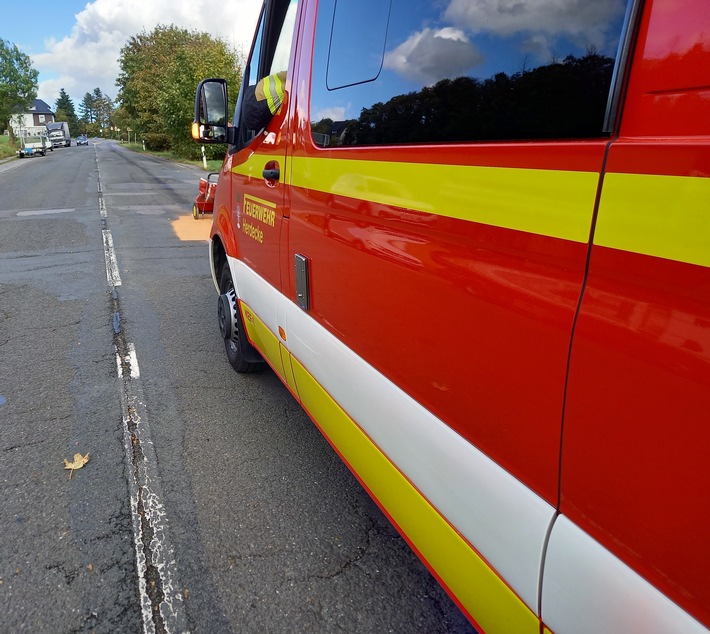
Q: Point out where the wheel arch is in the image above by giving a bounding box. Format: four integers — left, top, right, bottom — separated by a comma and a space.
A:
210, 235, 228, 295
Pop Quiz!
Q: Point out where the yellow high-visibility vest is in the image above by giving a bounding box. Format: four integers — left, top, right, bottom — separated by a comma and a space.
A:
255, 71, 287, 115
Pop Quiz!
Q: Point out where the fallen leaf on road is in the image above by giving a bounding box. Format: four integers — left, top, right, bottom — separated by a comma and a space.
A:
63, 453, 90, 479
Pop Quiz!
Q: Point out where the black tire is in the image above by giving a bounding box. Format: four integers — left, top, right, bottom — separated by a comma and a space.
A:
192, 203, 200, 220
218, 262, 263, 373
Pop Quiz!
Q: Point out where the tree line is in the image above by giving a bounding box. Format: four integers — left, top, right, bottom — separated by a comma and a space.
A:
313, 51, 615, 146
1, 26, 242, 159
53, 87, 114, 137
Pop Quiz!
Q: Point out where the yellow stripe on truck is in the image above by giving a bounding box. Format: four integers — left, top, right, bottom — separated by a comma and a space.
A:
233, 154, 599, 243
236, 295, 539, 632
289, 156, 600, 244
240, 302, 285, 379
594, 172, 710, 268
235, 154, 710, 266
289, 353, 540, 634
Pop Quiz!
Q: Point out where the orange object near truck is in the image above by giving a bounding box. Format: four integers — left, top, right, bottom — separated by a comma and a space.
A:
192, 0, 710, 631
192, 172, 219, 219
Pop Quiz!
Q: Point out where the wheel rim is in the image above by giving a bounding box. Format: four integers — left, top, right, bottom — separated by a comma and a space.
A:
217, 288, 239, 345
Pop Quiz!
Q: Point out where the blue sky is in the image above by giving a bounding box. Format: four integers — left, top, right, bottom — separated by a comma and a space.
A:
1, 0, 261, 110
3, 1, 88, 55
2, 0, 627, 117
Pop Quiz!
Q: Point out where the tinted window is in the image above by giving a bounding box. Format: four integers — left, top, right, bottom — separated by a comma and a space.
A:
310, 0, 633, 146
327, 0, 391, 89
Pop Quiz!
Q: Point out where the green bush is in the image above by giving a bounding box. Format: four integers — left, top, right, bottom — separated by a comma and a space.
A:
172, 136, 228, 162
143, 133, 171, 151
204, 143, 228, 161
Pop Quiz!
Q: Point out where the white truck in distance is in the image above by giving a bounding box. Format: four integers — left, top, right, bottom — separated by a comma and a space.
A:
45, 121, 71, 148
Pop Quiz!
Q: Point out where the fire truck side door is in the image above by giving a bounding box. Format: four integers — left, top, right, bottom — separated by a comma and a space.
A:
225, 0, 299, 378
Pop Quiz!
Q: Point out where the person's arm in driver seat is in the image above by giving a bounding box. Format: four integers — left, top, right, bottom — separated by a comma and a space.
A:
243, 71, 287, 131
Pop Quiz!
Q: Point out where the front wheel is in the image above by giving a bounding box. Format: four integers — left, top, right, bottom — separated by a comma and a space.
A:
217, 262, 263, 373
192, 203, 200, 220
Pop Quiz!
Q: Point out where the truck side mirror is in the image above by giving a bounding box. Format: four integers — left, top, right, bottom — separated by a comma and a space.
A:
192, 78, 235, 145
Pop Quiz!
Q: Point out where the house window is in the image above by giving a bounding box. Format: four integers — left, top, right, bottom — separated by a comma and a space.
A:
39, 115, 45, 123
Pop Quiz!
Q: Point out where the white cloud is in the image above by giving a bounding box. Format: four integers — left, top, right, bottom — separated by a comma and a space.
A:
33, 0, 262, 105
313, 107, 347, 122
519, 33, 554, 62
384, 28, 484, 85
444, 0, 624, 50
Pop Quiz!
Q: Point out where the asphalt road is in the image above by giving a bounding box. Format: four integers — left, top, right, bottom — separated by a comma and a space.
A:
0, 140, 475, 633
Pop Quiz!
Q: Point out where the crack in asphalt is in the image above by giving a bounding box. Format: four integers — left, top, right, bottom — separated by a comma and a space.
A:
3, 439, 47, 452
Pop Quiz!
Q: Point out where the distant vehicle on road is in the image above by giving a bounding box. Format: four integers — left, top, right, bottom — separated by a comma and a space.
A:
46, 121, 71, 148
76, 134, 89, 146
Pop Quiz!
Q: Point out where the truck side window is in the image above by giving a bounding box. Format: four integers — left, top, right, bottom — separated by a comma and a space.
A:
234, 0, 298, 147
310, 0, 635, 146
326, 0, 391, 89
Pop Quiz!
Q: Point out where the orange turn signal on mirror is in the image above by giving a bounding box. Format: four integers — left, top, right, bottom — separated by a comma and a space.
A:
191, 122, 200, 140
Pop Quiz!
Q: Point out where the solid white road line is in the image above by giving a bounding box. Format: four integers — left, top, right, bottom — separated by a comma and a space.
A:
98, 144, 188, 633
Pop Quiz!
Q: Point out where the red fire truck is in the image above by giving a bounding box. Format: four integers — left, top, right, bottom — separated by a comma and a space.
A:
193, 0, 710, 631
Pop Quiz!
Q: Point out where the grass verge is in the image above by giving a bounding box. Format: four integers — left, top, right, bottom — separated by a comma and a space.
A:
121, 141, 224, 172
0, 135, 18, 160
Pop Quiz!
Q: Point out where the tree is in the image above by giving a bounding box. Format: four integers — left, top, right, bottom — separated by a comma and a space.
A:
116, 24, 241, 158
78, 87, 115, 136
109, 104, 133, 141
158, 31, 243, 158
0, 39, 38, 142
98, 91, 115, 135
341, 52, 616, 145
79, 92, 96, 124
54, 88, 79, 130
91, 87, 113, 135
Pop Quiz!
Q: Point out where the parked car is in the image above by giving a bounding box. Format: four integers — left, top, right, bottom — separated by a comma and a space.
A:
76, 135, 89, 146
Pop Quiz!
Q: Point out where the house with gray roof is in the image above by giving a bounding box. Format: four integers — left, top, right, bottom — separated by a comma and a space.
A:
10, 99, 55, 137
